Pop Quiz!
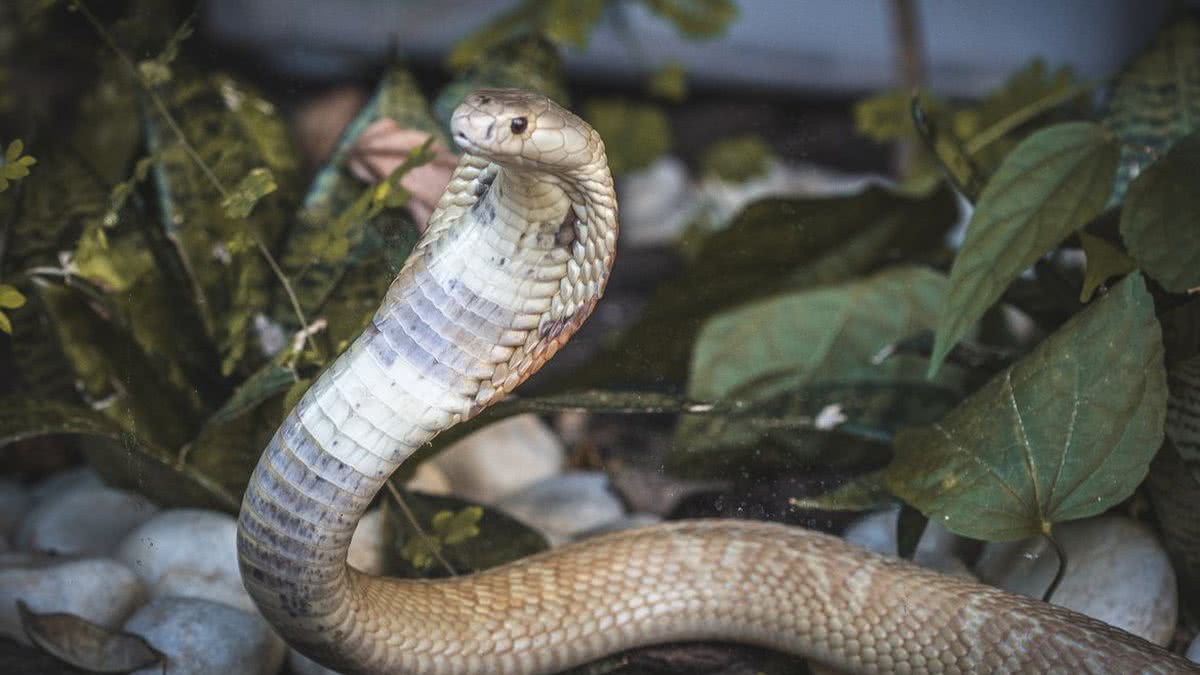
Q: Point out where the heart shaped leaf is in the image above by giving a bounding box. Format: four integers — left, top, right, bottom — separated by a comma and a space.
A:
890, 274, 1166, 541
1120, 130, 1200, 293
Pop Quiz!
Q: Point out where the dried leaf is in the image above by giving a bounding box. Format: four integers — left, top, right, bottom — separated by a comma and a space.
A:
17, 601, 163, 673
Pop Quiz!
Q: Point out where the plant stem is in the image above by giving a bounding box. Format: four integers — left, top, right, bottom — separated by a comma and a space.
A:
71, 0, 310, 345
1042, 531, 1068, 602
384, 479, 458, 576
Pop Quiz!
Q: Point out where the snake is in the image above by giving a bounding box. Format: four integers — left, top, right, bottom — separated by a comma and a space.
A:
235, 88, 1197, 675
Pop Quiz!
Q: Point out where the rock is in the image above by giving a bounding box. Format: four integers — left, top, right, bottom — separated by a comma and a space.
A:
975, 515, 1176, 646
494, 471, 626, 545
616, 155, 699, 246
1188, 632, 1200, 663
28, 466, 103, 504
16, 486, 158, 556
406, 460, 451, 495
433, 414, 565, 504
0, 557, 144, 644
115, 509, 253, 612
0, 478, 30, 542
842, 506, 974, 579
125, 596, 285, 675
573, 513, 662, 541
346, 508, 385, 575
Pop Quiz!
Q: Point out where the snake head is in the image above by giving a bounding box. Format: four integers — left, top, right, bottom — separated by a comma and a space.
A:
451, 88, 599, 173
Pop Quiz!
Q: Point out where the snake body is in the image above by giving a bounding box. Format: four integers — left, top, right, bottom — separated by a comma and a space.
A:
236, 89, 1197, 674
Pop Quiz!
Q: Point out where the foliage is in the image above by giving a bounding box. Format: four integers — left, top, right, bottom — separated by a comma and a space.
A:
929, 122, 1119, 373
0, 284, 24, 335
700, 134, 773, 182
447, 0, 736, 70
582, 99, 673, 174
0, 139, 36, 192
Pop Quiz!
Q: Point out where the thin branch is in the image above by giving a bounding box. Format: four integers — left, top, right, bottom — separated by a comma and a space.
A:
384, 479, 457, 576
1041, 530, 1068, 602
71, 1, 310, 343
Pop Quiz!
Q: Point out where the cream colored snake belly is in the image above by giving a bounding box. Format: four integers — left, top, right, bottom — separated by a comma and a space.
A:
236, 89, 1196, 674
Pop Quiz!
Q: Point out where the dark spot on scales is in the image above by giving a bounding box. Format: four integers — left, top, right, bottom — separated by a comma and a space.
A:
485, 120, 495, 139
471, 194, 496, 223
556, 209, 579, 247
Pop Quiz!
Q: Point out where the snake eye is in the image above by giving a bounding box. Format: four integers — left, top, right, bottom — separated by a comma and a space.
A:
510, 117, 528, 134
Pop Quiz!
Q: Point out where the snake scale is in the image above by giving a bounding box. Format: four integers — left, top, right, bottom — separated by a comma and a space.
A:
236, 89, 1197, 674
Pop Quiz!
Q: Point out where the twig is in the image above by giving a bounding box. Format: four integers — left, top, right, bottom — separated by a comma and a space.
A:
910, 94, 983, 203
1041, 530, 1068, 602
384, 479, 457, 576
70, 1, 310, 347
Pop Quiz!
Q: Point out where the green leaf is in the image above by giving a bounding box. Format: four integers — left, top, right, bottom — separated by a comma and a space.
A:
1120, 130, 1200, 293
385, 491, 547, 577
208, 363, 297, 425
221, 167, 278, 219
0, 312, 11, 335
700, 134, 773, 183
789, 472, 891, 512
888, 274, 1166, 541
1104, 16, 1200, 203
280, 68, 439, 328
689, 267, 950, 403
0, 397, 239, 511
930, 122, 1119, 375
436, 37, 570, 132
1078, 232, 1136, 302
582, 99, 671, 174
647, 61, 688, 101
672, 267, 964, 477
0, 284, 25, 309
6, 139, 23, 162
431, 506, 483, 546
577, 185, 959, 388
543, 0, 606, 48
639, 0, 737, 38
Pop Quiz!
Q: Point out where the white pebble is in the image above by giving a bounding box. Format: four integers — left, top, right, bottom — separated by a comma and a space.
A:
17, 486, 158, 556
0, 557, 144, 645
495, 471, 626, 545
433, 414, 564, 504
125, 596, 285, 675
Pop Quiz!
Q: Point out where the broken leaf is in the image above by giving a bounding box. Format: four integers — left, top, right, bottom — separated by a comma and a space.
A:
18, 601, 163, 673
930, 122, 1119, 375
888, 274, 1166, 541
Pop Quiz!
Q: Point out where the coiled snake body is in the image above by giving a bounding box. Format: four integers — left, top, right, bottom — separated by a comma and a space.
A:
236, 89, 1196, 674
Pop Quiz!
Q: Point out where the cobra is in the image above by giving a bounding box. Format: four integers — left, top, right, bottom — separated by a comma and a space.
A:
236, 89, 1197, 674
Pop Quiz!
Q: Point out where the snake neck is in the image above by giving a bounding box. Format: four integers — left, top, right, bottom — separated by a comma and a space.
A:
236, 152, 617, 668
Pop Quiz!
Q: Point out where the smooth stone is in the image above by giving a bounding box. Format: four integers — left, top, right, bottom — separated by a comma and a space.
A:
1188, 632, 1200, 663
115, 509, 253, 612
16, 486, 158, 556
29, 466, 104, 504
616, 155, 699, 246
697, 160, 878, 229
0, 477, 29, 541
125, 596, 285, 675
347, 508, 385, 576
406, 460, 451, 495
572, 513, 662, 541
433, 414, 565, 504
975, 515, 1176, 646
842, 506, 974, 579
0, 557, 144, 645
494, 471, 626, 545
